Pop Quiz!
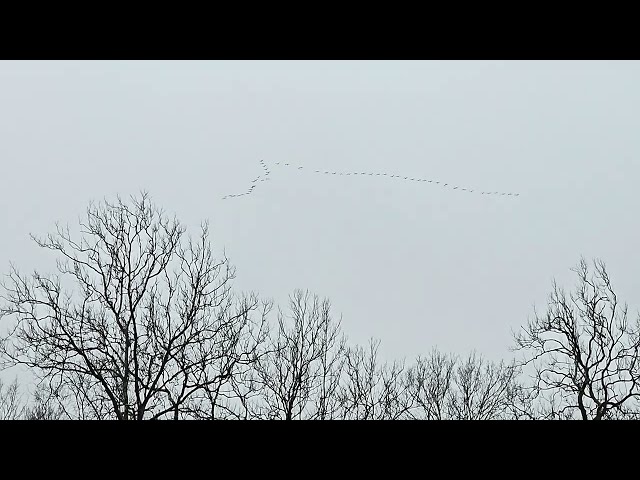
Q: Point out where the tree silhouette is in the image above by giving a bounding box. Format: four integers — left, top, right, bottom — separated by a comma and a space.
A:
403, 348, 523, 419
253, 290, 345, 420
338, 338, 410, 419
513, 257, 640, 420
0, 192, 269, 419
0, 377, 23, 420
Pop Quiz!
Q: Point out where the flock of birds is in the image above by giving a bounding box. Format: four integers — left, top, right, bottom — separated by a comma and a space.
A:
221, 160, 520, 200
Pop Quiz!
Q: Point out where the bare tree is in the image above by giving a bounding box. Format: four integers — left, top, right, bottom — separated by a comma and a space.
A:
338, 338, 410, 419
0, 192, 269, 420
403, 348, 522, 419
404, 348, 456, 419
312, 301, 347, 420
0, 377, 24, 420
253, 289, 345, 420
447, 351, 521, 420
23, 381, 66, 420
182, 298, 272, 420
513, 257, 640, 420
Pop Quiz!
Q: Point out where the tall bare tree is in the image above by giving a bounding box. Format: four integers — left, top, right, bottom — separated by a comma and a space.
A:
22, 381, 66, 420
403, 348, 522, 419
447, 351, 521, 420
513, 257, 640, 420
338, 338, 410, 419
0, 192, 269, 420
404, 348, 456, 419
0, 377, 24, 420
253, 289, 345, 420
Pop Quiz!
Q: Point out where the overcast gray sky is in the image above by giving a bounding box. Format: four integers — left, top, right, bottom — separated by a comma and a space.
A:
1, 60, 639, 369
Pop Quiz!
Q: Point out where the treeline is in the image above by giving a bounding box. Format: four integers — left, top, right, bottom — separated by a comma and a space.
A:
1, 193, 639, 420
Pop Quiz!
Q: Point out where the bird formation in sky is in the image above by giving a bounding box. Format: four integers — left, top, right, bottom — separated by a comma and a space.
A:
221, 159, 520, 200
